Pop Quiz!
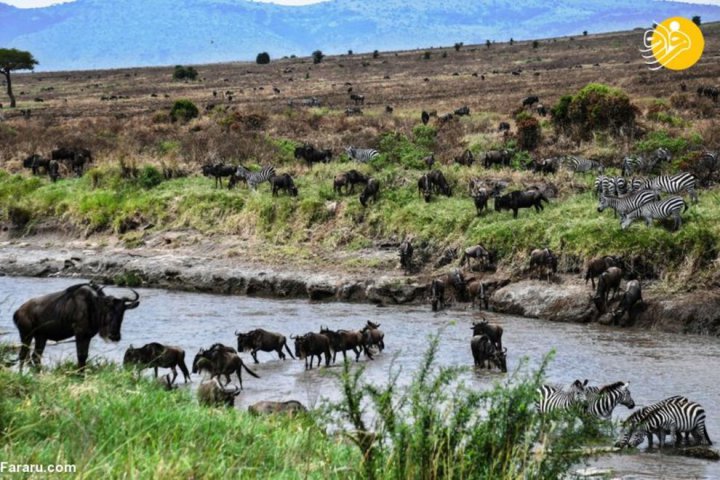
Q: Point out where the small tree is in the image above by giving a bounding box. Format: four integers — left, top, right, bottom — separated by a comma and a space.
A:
373, 50, 380, 59
312, 50, 324, 64
486, 40, 491, 48
454, 42, 463, 52
173, 65, 198, 81
583, 30, 588, 36
0, 48, 38, 108
532, 40, 539, 49
256, 52, 270, 64
347, 49, 353, 55
510, 38, 514, 45
169, 99, 199, 122
692, 16, 701, 26
423, 51, 432, 60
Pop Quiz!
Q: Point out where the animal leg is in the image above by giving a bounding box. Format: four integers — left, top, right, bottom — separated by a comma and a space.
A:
31, 336, 47, 370
170, 366, 178, 385
353, 347, 360, 362
18, 332, 32, 372
252, 349, 259, 364
277, 347, 285, 361
75, 337, 91, 371
154, 366, 159, 378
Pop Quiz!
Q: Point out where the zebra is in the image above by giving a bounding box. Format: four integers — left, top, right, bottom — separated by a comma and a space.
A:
564, 156, 604, 173
583, 381, 635, 419
345, 147, 379, 163
617, 396, 712, 449
621, 148, 671, 176
535, 379, 588, 414
635, 172, 699, 203
594, 175, 628, 197
597, 190, 660, 217
617, 395, 688, 448
620, 196, 688, 230
234, 165, 275, 190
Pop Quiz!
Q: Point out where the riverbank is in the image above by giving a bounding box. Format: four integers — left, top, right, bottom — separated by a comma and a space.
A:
2, 233, 719, 336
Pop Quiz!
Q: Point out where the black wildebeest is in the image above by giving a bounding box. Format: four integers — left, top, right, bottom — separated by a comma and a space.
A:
270, 173, 299, 196
467, 279, 489, 310
235, 328, 295, 363
494, 190, 549, 218
293, 332, 331, 369
454, 105, 470, 116
470, 335, 507, 372
472, 190, 489, 215
319, 326, 371, 363
455, 149, 474, 166
294, 144, 332, 166
22, 154, 49, 175
585, 256, 619, 289
423, 154, 435, 169
529, 248, 558, 281
361, 321, 385, 352
433, 269, 469, 304
249, 400, 307, 415
613, 280, 643, 326
459, 245, 492, 270
52, 147, 92, 177
430, 278, 445, 312
13, 283, 139, 370
202, 163, 235, 188
484, 149, 512, 168
421, 110, 430, 125
48, 160, 60, 182
399, 237, 413, 273
350, 93, 365, 105
359, 178, 380, 207
198, 378, 241, 407
192, 344, 260, 389
498, 121, 511, 132
593, 266, 623, 314
123, 343, 191, 384
471, 318, 503, 350
522, 95, 539, 107
428, 170, 451, 196
334, 169, 368, 194
418, 173, 433, 202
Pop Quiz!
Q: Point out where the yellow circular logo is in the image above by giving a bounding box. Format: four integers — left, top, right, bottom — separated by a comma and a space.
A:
642, 17, 704, 71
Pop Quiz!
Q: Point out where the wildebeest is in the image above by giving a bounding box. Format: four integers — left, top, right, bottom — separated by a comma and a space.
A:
235, 328, 295, 363
522, 95, 539, 107
484, 150, 512, 168
360, 321, 385, 352
202, 163, 235, 188
350, 93, 365, 105
536, 104, 547, 116
455, 149, 474, 166
319, 326, 371, 362
51, 147, 92, 177
421, 110, 430, 125
359, 178, 380, 207
593, 267, 623, 314
13, 283, 139, 370
613, 280, 643, 326
459, 245, 492, 270
293, 332, 331, 369
428, 170, 452, 196
438, 113, 454, 124
423, 154, 435, 169
399, 237, 413, 273
433, 268, 468, 303
454, 106, 470, 116
294, 144, 332, 166
418, 173, 433, 202
123, 342, 191, 384
471, 318, 503, 350
48, 160, 60, 182
22, 154, 49, 175
467, 280, 490, 309
529, 248, 557, 281
270, 173, 298, 196
334, 169, 368, 195
430, 278, 445, 312
498, 122, 511, 132
197, 378, 241, 407
494, 190, 549, 218
192, 344, 260, 389
248, 400, 307, 415
585, 256, 619, 289
530, 157, 558, 175
472, 189, 489, 215
470, 335, 507, 372
345, 106, 363, 116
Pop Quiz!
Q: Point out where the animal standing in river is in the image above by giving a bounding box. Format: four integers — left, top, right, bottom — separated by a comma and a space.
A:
192, 344, 260, 389
235, 329, 295, 363
123, 343, 191, 384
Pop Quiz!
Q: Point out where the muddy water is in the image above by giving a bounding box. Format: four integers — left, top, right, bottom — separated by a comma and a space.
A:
1, 276, 718, 479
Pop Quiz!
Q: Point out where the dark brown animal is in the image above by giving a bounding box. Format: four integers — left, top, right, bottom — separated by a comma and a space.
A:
471, 318, 503, 350
359, 178, 380, 207
459, 245, 492, 270
421, 110, 430, 125
593, 266, 623, 313
585, 256, 618, 289
430, 278, 445, 311
399, 237, 413, 273
320, 326, 372, 362
192, 344, 260, 389
360, 321, 385, 352
123, 342, 191, 384
418, 174, 433, 202
427, 170, 451, 196
293, 333, 331, 369
495, 190, 549, 218
270, 173, 298, 196
467, 280, 489, 310
455, 149, 474, 166
235, 328, 295, 363
471, 335, 507, 372
198, 378, 241, 407
334, 169, 368, 194
613, 280, 643, 326
529, 248, 557, 281
13, 283, 139, 370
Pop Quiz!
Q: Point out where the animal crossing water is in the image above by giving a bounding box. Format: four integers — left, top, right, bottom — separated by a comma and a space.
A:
1, 276, 718, 479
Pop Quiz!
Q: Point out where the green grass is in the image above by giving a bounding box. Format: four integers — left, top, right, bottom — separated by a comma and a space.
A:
0, 363, 357, 479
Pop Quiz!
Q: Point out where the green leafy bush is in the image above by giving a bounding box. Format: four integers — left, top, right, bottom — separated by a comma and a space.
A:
552, 84, 637, 139
169, 99, 199, 123
137, 166, 163, 189
172, 65, 198, 81
256, 52, 270, 64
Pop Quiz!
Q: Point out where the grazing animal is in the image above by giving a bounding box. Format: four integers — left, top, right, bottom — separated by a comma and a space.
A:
585, 256, 618, 289
454, 105, 470, 116
360, 321, 385, 352
433, 269, 468, 304
423, 154, 435, 169
235, 329, 295, 363
535, 379, 588, 414
472, 189, 489, 215
345, 106, 363, 116
345, 147, 379, 163
593, 266, 623, 313
470, 335, 507, 372
123, 343, 191, 384
427, 170, 452, 196
484, 150, 512, 168
455, 149, 474, 166
620, 196, 687, 230
612, 280, 643, 326
202, 163, 236, 188
621, 148, 671, 176
584, 381, 635, 419
319, 327, 371, 363
399, 237, 413, 272
52, 147, 92, 177
334, 169, 368, 194
634, 173, 699, 203
293, 332, 331, 369
248, 400, 307, 415
530, 157, 558, 174
421, 111, 430, 125
597, 190, 661, 217
459, 245, 492, 270
350, 93, 365, 105
694, 151, 719, 187
270, 173, 298, 196
430, 278, 445, 312
471, 318, 503, 350
22, 154, 49, 175
536, 104, 547, 116
192, 344, 260, 389
359, 178, 380, 207
438, 113, 454, 124
418, 174, 433, 202
294, 144, 332, 165
13, 283, 139, 370
494, 190, 549, 218
529, 248, 557, 281
522, 95, 539, 107
564, 156, 604, 173
48, 160, 60, 182
498, 122, 511, 132
197, 378, 241, 407
467, 280, 489, 309
234, 165, 276, 190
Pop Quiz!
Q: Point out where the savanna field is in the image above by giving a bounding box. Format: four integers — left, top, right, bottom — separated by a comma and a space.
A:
1, 23, 720, 479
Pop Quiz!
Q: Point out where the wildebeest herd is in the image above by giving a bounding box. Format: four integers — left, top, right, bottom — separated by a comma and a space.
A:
22, 147, 93, 182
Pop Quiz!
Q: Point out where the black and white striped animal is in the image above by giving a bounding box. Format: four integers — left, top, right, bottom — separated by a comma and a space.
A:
536, 379, 588, 414
621, 148, 671, 176
234, 165, 276, 190
597, 190, 660, 217
634, 172, 699, 203
345, 147, 379, 163
584, 381, 635, 419
620, 196, 687, 230
564, 156, 604, 173
594, 175, 628, 197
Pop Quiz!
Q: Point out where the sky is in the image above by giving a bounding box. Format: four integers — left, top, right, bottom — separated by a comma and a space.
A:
1, 0, 718, 6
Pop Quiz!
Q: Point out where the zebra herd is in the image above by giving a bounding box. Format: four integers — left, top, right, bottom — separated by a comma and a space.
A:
536, 379, 712, 450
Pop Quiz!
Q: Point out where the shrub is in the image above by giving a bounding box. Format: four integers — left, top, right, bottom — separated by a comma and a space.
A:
169, 99, 199, 122
510, 38, 514, 45
635, 130, 688, 155
377, 132, 429, 169
423, 51, 432, 60
137, 165, 163, 189
532, 40, 539, 49
692, 16, 701, 26
441, 51, 447, 58
347, 50, 353, 55
486, 40, 491, 48
515, 112, 541, 150
172, 65, 198, 81
583, 30, 588, 36
312, 50, 324, 64
373, 50, 379, 59
454, 42, 463, 51
255, 52, 270, 64
412, 124, 438, 150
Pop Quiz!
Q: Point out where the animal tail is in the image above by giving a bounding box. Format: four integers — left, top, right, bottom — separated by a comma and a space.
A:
703, 424, 713, 446
284, 341, 296, 360
243, 362, 260, 378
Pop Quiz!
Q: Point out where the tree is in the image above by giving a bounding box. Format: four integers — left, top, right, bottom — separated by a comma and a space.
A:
0, 48, 38, 108
373, 50, 380, 59
692, 16, 701, 26
486, 40, 491, 48
173, 65, 198, 81
532, 40, 539, 49
312, 50, 324, 64
509, 38, 514, 45
583, 30, 588, 36
454, 42, 463, 52
256, 52, 270, 64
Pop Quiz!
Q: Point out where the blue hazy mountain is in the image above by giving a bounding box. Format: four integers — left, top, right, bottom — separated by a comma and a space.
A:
1, 0, 718, 71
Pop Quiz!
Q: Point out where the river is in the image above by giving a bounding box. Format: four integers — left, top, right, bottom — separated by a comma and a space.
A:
0, 276, 718, 479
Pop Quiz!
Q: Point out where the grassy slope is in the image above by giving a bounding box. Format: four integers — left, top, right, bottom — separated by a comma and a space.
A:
0, 365, 357, 479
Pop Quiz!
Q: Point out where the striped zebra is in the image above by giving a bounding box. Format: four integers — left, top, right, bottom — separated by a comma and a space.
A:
584, 381, 635, 419
234, 165, 275, 190
617, 396, 712, 449
597, 189, 660, 217
345, 147, 379, 163
535, 379, 588, 414
635, 172, 699, 203
620, 196, 687, 230
621, 148, 671, 176
565, 156, 604, 173
594, 176, 628, 197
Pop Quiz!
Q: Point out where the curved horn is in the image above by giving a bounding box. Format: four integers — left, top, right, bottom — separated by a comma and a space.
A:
235, 330, 241, 336
289, 334, 296, 339
124, 288, 140, 303
502, 347, 507, 353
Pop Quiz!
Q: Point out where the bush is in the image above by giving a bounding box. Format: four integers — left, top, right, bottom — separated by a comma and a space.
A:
454, 42, 463, 52
312, 50, 324, 64
635, 130, 688, 155
373, 50, 379, 59
169, 99, 199, 122
583, 30, 588, 36
255, 52, 270, 64
137, 165, 163, 189
532, 40, 539, 49
423, 51, 431, 60
692, 16, 701, 26
172, 65, 198, 81
515, 112, 541, 150
412, 124, 438, 150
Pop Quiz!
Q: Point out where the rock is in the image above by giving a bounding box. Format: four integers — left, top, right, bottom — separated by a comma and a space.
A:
307, 283, 336, 301
491, 280, 595, 323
